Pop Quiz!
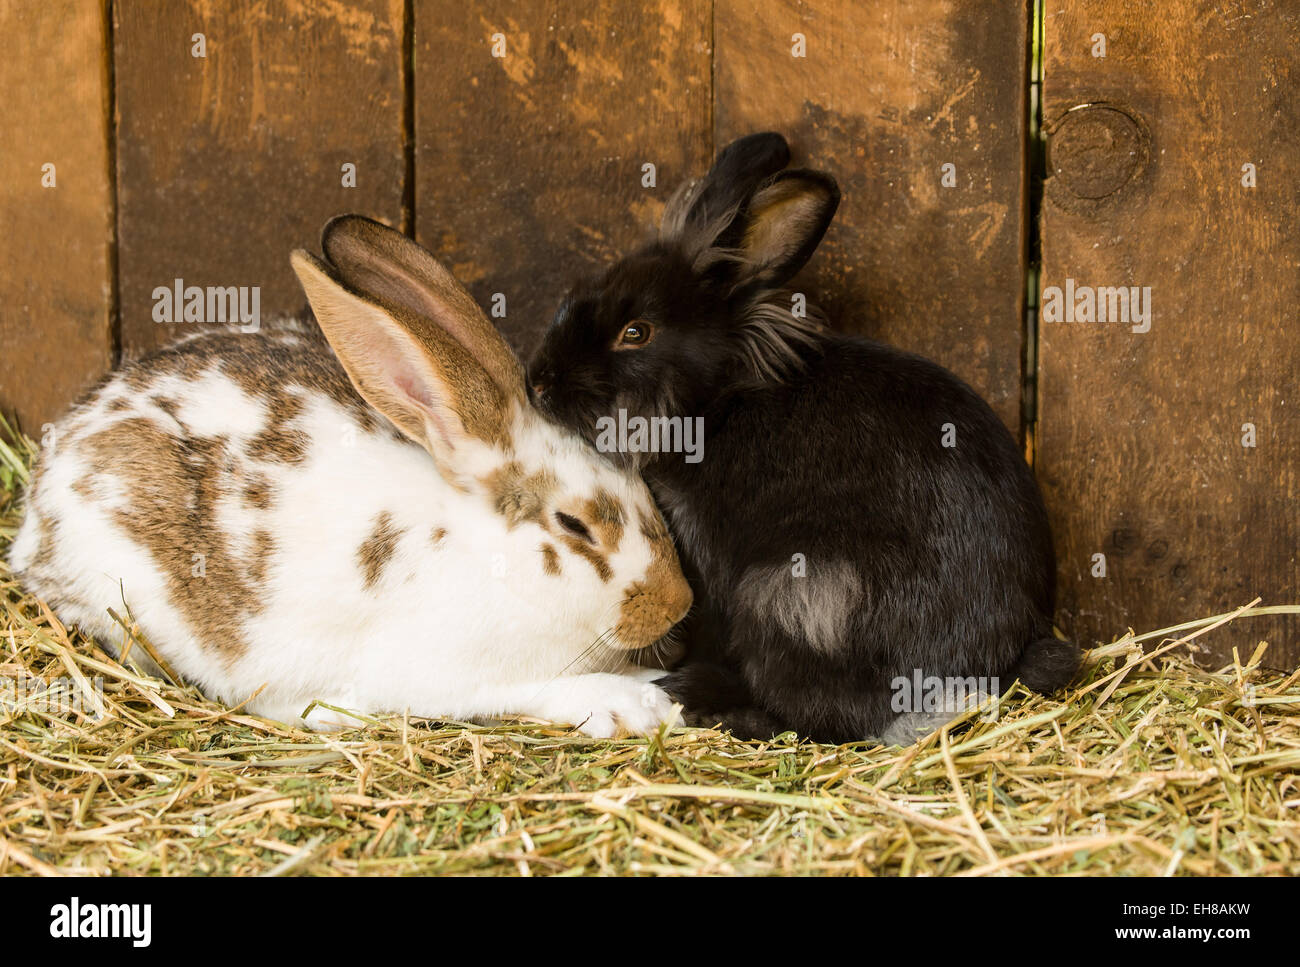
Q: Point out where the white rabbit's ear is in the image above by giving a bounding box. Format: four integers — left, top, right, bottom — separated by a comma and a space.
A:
291, 249, 515, 476
319, 215, 526, 403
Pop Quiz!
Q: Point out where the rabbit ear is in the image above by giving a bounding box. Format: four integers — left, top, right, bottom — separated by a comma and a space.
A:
318, 214, 526, 403
662, 132, 791, 255
728, 169, 840, 290
290, 248, 516, 478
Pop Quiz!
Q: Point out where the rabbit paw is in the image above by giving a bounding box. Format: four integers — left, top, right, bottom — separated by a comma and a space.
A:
543, 673, 679, 738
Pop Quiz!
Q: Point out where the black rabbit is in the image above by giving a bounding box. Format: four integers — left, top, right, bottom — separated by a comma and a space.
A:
528, 132, 1078, 744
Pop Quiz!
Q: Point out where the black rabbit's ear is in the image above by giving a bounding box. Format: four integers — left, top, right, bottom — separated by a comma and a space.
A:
728, 169, 840, 290
662, 132, 791, 253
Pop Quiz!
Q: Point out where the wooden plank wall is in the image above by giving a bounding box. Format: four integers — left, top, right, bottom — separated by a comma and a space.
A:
113, 0, 406, 358
0, 0, 115, 432
715, 0, 1030, 431
1038, 1, 1300, 665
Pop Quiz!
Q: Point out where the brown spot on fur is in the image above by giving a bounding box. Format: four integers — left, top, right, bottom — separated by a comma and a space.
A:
30, 514, 58, 572
482, 461, 556, 529
248, 425, 310, 464
639, 510, 670, 544
582, 488, 626, 552
80, 418, 260, 660
540, 543, 561, 576
431, 526, 447, 545
106, 397, 131, 412
248, 393, 310, 464
71, 474, 97, 501
122, 343, 207, 391
243, 475, 274, 509
151, 395, 181, 423
358, 511, 404, 589
247, 530, 275, 585
615, 511, 693, 649
561, 534, 612, 582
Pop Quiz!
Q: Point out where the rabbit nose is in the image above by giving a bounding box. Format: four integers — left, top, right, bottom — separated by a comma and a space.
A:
531, 381, 547, 398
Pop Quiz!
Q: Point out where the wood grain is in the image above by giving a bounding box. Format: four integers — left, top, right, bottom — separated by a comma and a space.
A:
414, 0, 713, 357
113, 0, 406, 357
714, 0, 1031, 432
1038, 1, 1300, 665
0, 0, 114, 433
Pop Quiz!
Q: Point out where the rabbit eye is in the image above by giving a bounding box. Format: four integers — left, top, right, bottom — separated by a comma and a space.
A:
555, 512, 595, 543
616, 321, 653, 349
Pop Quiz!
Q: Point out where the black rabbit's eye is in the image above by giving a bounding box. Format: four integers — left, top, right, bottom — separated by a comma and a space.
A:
555, 512, 595, 543
616, 320, 653, 349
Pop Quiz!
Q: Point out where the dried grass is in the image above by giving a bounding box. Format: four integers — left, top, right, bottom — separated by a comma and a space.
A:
2, 422, 1297, 876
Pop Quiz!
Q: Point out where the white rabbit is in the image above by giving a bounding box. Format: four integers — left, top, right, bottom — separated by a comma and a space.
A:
10, 215, 693, 737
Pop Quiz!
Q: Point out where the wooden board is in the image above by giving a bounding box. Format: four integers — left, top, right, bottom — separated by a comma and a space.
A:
714, 0, 1031, 432
0, 0, 114, 433
414, 0, 713, 357
1037, 1, 1300, 665
113, 0, 406, 358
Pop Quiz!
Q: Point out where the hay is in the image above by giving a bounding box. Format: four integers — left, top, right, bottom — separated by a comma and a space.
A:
2, 422, 1298, 876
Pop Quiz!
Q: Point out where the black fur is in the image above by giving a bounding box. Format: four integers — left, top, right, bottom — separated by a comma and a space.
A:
529, 133, 1079, 743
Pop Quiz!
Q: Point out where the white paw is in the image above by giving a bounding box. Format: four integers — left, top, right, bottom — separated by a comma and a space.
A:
543, 673, 679, 739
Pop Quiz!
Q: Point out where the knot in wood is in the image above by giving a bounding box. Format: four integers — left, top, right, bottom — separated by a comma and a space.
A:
1048, 104, 1148, 199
